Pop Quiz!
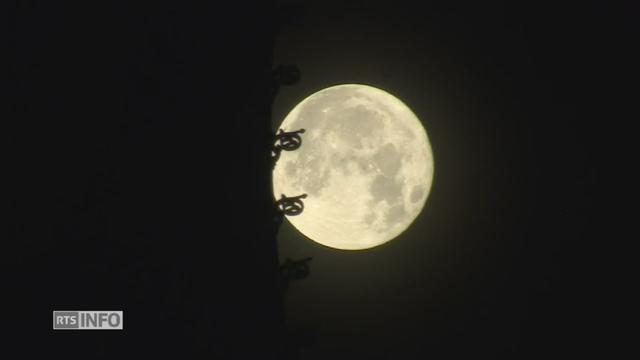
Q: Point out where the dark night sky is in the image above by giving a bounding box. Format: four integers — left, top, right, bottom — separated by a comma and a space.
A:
8, 0, 632, 358
273, 0, 629, 358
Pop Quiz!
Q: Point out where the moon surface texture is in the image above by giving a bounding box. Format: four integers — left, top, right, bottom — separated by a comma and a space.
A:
273, 84, 434, 250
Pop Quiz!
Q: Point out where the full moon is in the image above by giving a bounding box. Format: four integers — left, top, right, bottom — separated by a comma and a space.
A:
273, 84, 434, 250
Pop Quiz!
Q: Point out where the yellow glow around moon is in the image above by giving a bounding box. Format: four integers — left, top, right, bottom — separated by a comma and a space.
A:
273, 84, 434, 250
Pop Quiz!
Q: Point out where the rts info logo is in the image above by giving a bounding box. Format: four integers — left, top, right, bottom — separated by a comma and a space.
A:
53, 311, 123, 330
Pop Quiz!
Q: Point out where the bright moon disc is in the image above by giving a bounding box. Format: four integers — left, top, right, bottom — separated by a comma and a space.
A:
273, 84, 434, 250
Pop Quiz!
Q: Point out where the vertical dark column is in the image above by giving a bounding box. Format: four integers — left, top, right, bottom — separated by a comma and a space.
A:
8, 1, 287, 358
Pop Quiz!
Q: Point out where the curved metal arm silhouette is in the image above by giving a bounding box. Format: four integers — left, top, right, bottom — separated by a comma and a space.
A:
271, 64, 301, 101
271, 128, 305, 166
275, 193, 307, 216
275, 128, 305, 150
280, 257, 312, 282
273, 64, 301, 86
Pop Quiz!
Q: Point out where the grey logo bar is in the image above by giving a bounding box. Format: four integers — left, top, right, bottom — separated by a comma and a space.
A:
53, 311, 123, 330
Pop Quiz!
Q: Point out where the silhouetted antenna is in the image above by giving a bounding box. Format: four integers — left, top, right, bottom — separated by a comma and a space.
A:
280, 257, 312, 287
271, 128, 305, 166
273, 64, 301, 85
271, 64, 301, 101
275, 193, 307, 216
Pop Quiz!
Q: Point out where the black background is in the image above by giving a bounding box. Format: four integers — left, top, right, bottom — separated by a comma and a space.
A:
8, 0, 632, 358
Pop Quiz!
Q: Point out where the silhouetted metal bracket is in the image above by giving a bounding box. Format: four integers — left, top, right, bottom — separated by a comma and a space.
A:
271, 128, 305, 166
280, 257, 312, 281
271, 65, 301, 101
275, 193, 307, 216
273, 64, 301, 86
